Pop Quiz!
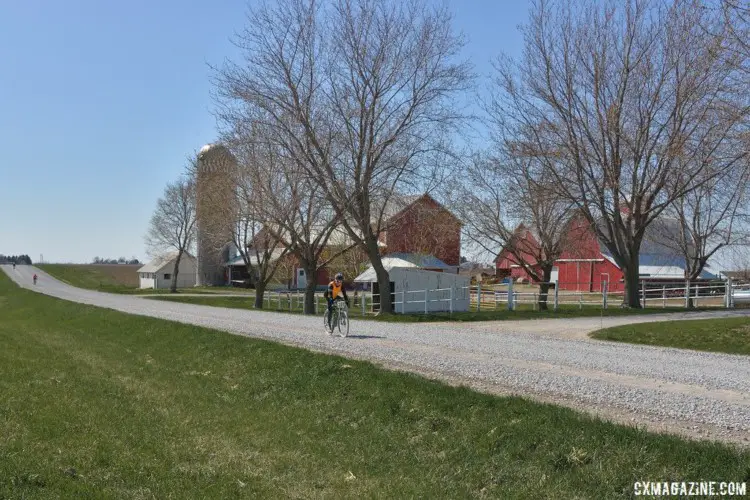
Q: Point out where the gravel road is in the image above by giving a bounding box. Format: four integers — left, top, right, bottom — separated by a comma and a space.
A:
4, 265, 750, 446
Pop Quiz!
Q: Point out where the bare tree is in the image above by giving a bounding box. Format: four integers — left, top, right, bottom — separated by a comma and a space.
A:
492, 0, 750, 307
145, 177, 197, 292
229, 157, 290, 309
212, 0, 472, 313
452, 153, 576, 310
664, 164, 750, 306
228, 131, 352, 314
719, 1, 750, 64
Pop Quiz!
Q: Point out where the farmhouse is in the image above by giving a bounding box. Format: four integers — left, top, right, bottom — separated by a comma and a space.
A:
495, 215, 717, 292
138, 252, 197, 289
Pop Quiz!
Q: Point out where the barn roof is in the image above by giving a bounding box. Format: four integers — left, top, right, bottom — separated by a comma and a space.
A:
352, 253, 452, 282
138, 252, 195, 273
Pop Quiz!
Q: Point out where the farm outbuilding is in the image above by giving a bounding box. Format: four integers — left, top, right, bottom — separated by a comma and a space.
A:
354, 263, 470, 314
137, 252, 197, 289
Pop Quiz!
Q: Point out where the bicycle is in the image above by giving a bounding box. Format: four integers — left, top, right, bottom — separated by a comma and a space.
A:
324, 299, 349, 337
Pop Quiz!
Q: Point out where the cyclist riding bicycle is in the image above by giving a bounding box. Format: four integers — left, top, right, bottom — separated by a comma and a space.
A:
33, 274, 38, 285
324, 272, 349, 331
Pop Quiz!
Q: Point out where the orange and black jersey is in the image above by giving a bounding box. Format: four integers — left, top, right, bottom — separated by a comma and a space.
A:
325, 281, 348, 301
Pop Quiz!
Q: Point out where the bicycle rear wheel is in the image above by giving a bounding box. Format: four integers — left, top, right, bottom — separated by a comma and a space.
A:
324, 309, 333, 334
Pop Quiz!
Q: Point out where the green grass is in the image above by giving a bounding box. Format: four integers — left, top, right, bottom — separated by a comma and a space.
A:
590, 317, 750, 356
146, 294, 717, 322
37, 264, 243, 295
2, 272, 749, 498
38, 263, 143, 293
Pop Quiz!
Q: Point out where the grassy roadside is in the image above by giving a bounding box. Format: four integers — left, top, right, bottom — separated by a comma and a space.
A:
2, 272, 749, 497
146, 294, 718, 322
37, 264, 253, 295
590, 317, 750, 356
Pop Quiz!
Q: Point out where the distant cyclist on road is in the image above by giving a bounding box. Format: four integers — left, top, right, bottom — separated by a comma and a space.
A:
33, 274, 38, 285
324, 272, 349, 331
12, 262, 15, 270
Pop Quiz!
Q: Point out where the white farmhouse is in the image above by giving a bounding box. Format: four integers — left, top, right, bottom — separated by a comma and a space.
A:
138, 252, 197, 289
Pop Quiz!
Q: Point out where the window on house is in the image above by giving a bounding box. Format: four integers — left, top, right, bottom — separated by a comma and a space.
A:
164, 273, 171, 280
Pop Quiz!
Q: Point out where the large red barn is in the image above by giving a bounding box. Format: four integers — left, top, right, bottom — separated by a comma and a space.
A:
495, 215, 717, 292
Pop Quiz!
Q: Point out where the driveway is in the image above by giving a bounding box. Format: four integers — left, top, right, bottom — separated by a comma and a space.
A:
4, 265, 750, 446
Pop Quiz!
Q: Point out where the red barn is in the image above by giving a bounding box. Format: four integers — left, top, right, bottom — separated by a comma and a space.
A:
495, 215, 716, 292
494, 224, 541, 282
226, 193, 462, 289
380, 193, 462, 268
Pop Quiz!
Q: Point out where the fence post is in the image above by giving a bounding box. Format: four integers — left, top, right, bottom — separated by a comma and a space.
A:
726, 278, 733, 308
662, 285, 666, 308
477, 286, 482, 312
424, 289, 428, 314
362, 291, 366, 316
602, 281, 608, 309
289, 292, 292, 312
507, 280, 514, 311
449, 286, 453, 314
694, 281, 699, 308
641, 280, 646, 309
685, 279, 690, 308
315, 295, 319, 315
554, 280, 559, 311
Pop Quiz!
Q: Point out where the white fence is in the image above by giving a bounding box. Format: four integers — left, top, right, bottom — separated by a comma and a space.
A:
482, 279, 748, 311
258, 279, 750, 315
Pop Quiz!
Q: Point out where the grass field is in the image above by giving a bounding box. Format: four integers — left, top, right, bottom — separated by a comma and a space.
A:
590, 317, 750, 356
147, 294, 715, 322
36, 264, 250, 295
1, 272, 749, 497
38, 264, 142, 292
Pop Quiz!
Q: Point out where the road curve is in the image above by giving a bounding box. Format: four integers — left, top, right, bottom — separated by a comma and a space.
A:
3, 265, 750, 446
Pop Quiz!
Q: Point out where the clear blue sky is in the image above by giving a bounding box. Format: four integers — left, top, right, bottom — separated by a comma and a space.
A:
0, 0, 530, 264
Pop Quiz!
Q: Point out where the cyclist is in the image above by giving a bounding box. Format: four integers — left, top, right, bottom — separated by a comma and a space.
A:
324, 272, 349, 331
33, 274, 38, 285
12, 262, 15, 270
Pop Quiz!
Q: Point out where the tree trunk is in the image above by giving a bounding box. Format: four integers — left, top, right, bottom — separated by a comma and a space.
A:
538, 265, 552, 311
364, 237, 392, 314
254, 281, 266, 309
303, 263, 317, 315
170, 251, 182, 293
685, 274, 698, 310
623, 257, 642, 308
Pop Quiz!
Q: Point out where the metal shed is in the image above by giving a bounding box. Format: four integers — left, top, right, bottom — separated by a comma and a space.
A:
354, 264, 470, 314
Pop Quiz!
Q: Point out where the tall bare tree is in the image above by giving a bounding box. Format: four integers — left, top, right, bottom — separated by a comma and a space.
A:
452, 153, 576, 309
213, 0, 472, 313
229, 156, 290, 309
492, 0, 750, 307
145, 177, 197, 292
228, 130, 352, 314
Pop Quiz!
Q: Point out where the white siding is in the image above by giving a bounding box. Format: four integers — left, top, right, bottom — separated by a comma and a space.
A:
388, 268, 470, 313
139, 275, 156, 289
138, 256, 198, 289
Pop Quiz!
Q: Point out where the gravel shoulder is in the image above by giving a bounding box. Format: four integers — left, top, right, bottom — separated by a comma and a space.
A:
4, 265, 750, 447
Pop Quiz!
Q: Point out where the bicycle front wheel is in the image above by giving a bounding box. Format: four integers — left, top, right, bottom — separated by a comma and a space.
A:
338, 311, 349, 337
